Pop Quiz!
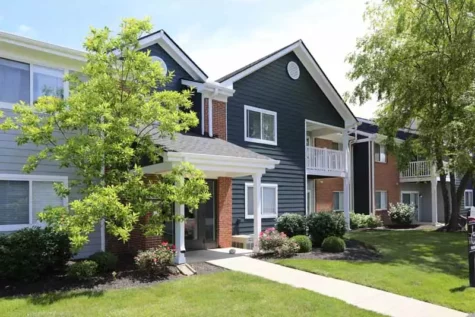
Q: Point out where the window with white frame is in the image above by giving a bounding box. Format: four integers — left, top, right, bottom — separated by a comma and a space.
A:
375, 191, 388, 210
245, 183, 278, 219
331, 142, 343, 151
374, 143, 387, 163
465, 190, 473, 208
0, 57, 68, 109
333, 191, 343, 211
0, 176, 67, 231
244, 105, 277, 145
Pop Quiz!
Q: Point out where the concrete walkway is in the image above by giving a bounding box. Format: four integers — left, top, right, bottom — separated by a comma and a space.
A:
207, 256, 467, 317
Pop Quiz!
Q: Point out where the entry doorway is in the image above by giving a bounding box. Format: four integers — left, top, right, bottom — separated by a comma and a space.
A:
185, 180, 217, 250
401, 191, 420, 221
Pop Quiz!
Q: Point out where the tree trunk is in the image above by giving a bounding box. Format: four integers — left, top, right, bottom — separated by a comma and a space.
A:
436, 158, 451, 225
447, 171, 472, 231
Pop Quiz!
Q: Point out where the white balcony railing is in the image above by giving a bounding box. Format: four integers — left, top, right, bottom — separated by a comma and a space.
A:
400, 160, 432, 179
306, 146, 345, 174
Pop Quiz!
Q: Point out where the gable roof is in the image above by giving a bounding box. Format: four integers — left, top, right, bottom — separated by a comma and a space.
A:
139, 30, 208, 82
216, 40, 358, 127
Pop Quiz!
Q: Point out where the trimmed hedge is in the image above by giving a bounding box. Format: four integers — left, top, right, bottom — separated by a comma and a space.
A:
89, 251, 118, 273
67, 260, 98, 280
321, 236, 346, 253
275, 213, 306, 237
290, 235, 312, 253
307, 212, 346, 247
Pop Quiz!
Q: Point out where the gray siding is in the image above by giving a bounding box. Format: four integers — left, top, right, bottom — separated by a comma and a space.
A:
227, 52, 344, 235
0, 109, 101, 258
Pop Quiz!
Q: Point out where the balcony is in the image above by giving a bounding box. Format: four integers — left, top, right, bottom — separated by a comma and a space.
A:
400, 160, 433, 181
306, 146, 345, 177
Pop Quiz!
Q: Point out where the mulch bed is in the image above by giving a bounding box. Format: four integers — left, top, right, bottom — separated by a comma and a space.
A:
0, 261, 224, 298
255, 239, 381, 262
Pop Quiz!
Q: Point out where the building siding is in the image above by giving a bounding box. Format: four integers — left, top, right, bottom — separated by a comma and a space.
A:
353, 142, 370, 214
226, 51, 344, 235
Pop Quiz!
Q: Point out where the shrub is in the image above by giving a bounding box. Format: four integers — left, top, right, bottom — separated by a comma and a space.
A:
321, 236, 346, 253
307, 212, 346, 247
89, 251, 118, 273
259, 227, 287, 251
0, 227, 73, 281
350, 212, 367, 229
366, 214, 383, 228
135, 243, 175, 276
275, 213, 306, 237
388, 203, 415, 225
290, 235, 312, 253
275, 239, 299, 258
67, 260, 98, 280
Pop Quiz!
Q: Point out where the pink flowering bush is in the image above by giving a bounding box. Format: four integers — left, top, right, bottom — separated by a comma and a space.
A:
275, 239, 300, 258
134, 242, 175, 276
259, 227, 288, 251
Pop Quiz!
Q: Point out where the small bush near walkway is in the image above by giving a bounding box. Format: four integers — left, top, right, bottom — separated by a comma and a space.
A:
290, 235, 312, 253
307, 212, 346, 247
259, 228, 299, 257
276, 213, 306, 237
350, 212, 383, 229
275, 240, 300, 258
321, 236, 346, 253
135, 243, 175, 276
66, 260, 98, 280
0, 227, 72, 282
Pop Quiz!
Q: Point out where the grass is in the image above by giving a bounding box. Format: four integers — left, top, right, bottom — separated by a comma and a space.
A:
0, 271, 383, 317
276, 230, 475, 313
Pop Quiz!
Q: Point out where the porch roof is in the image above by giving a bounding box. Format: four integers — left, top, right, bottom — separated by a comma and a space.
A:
143, 133, 279, 178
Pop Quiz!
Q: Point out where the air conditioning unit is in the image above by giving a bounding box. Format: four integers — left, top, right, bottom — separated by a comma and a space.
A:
231, 235, 254, 250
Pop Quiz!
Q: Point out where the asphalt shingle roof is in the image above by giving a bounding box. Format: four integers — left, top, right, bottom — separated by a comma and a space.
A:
152, 132, 273, 161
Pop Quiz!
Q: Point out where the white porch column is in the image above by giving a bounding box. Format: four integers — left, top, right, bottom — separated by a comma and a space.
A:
343, 129, 351, 230
174, 201, 186, 264
431, 170, 438, 225
208, 98, 213, 137
252, 173, 263, 253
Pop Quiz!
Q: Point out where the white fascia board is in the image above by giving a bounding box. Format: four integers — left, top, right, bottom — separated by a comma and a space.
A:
0, 31, 85, 62
139, 31, 207, 82
181, 79, 235, 101
166, 152, 279, 169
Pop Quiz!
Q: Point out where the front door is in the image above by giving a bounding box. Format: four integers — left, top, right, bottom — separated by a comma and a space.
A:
185, 180, 217, 250
401, 192, 420, 221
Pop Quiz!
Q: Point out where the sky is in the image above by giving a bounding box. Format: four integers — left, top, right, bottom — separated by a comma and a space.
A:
0, 0, 376, 118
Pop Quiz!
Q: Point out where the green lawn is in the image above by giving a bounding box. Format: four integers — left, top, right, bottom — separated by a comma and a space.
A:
1, 271, 382, 317
277, 230, 475, 313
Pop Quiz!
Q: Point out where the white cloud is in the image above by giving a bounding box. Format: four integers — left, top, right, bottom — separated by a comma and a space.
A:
176, 0, 377, 118
16, 24, 36, 37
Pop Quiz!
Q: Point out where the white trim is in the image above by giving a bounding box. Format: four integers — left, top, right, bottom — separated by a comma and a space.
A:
465, 190, 474, 208
0, 174, 68, 232
138, 31, 207, 82
375, 190, 388, 210
208, 98, 213, 136
0, 31, 85, 62
201, 94, 205, 135
244, 105, 277, 146
244, 183, 278, 219
220, 41, 357, 127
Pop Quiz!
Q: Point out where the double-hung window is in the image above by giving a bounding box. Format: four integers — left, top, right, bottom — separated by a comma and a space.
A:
375, 191, 388, 210
245, 183, 278, 219
0, 57, 67, 109
374, 143, 387, 163
244, 105, 277, 145
0, 175, 67, 231
333, 191, 344, 211
465, 190, 473, 208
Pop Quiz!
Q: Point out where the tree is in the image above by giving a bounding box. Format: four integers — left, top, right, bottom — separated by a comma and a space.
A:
346, 0, 475, 230
0, 18, 210, 250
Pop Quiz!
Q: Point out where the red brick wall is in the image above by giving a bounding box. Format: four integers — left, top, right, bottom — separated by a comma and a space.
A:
203, 98, 227, 140
216, 177, 232, 247
374, 152, 400, 210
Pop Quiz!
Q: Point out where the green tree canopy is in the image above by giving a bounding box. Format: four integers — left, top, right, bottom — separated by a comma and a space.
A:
347, 0, 475, 230
0, 18, 210, 249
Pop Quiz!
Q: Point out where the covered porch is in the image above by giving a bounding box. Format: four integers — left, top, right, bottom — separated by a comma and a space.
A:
143, 133, 279, 264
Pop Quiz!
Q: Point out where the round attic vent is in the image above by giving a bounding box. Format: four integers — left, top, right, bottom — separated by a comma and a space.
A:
287, 61, 300, 80
151, 56, 168, 75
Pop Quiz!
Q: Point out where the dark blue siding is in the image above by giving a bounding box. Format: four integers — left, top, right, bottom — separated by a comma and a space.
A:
353, 142, 370, 214
227, 52, 344, 234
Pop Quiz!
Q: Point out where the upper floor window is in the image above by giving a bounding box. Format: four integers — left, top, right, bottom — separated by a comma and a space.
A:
244, 105, 277, 145
331, 142, 343, 151
465, 190, 473, 208
375, 143, 387, 163
0, 57, 66, 109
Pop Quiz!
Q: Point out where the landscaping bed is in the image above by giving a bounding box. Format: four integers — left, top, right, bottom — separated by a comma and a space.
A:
0, 261, 223, 298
